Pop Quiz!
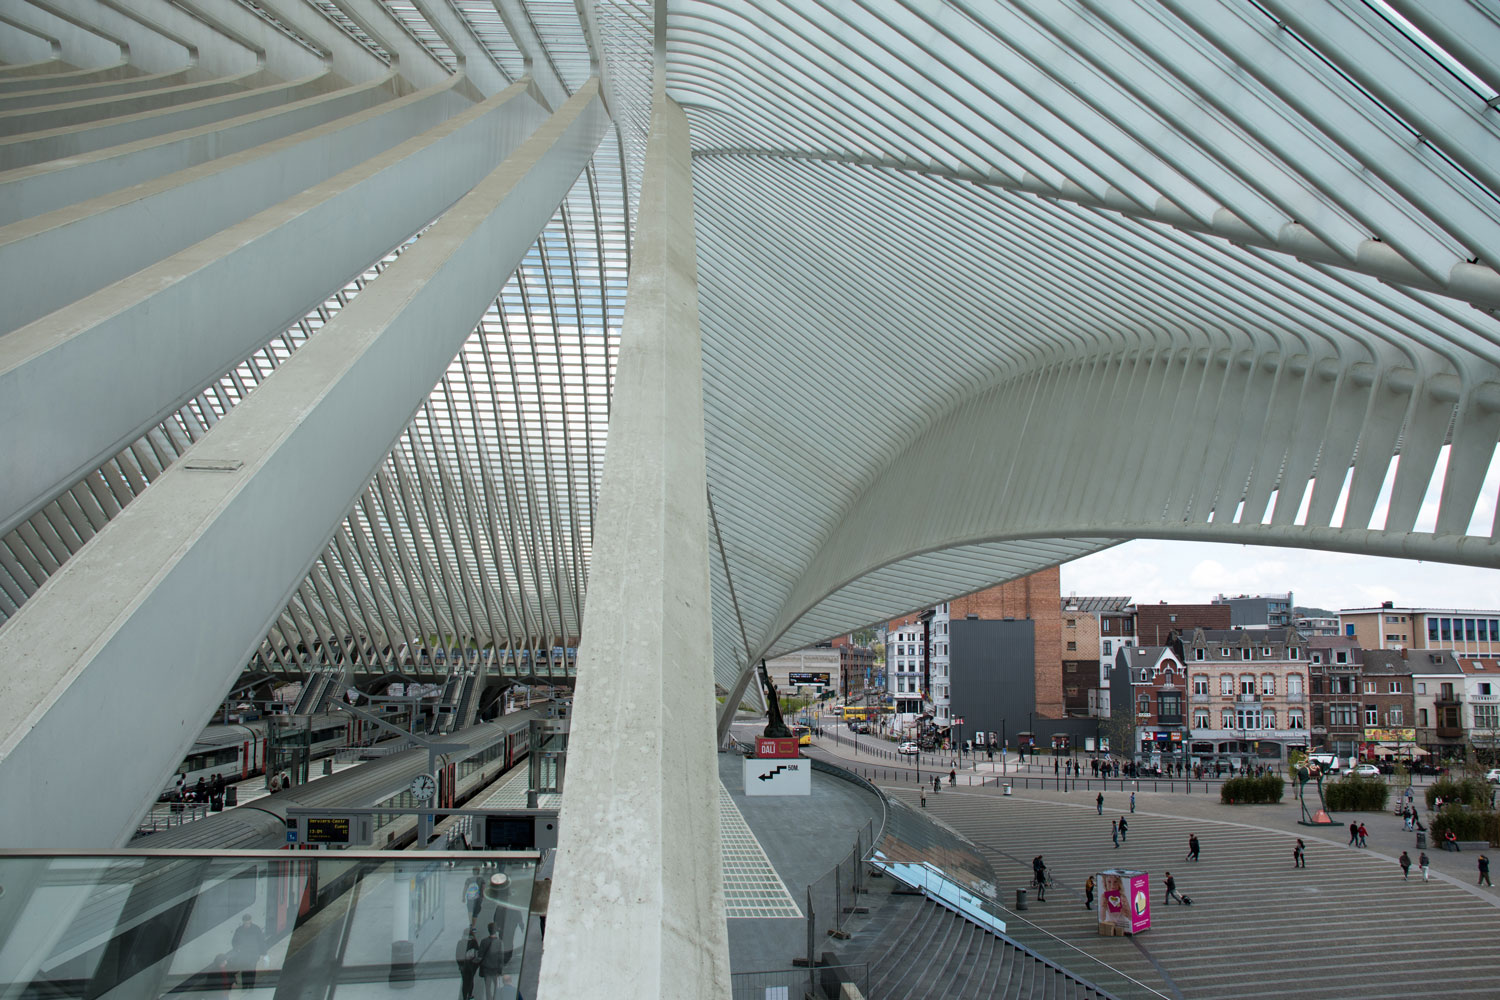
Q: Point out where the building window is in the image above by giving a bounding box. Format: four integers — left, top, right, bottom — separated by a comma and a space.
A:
1288, 673, 1304, 696
1193, 674, 1209, 694
1418, 682, 1427, 694
1195, 648, 1205, 660
1066, 641, 1077, 651
1221, 709, 1234, 728
1289, 647, 1299, 659
1264, 709, 1276, 729
1195, 709, 1210, 728
1241, 648, 1251, 660
1220, 674, 1233, 695
1389, 680, 1402, 693
1365, 706, 1379, 725
1363, 680, 1376, 694
1442, 618, 1453, 641
1468, 619, 1478, 642
1262, 647, 1273, 657
1288, 709, 1305, 729
1481, 683, 1493, 696
1419, 708, 1429, 727
1169, 614, 1177, 623
1475, 704, 1500, 729
1388, 707, 1403, 725
1103, 640, 1113, 656
1261, 674, 1275, 695
1335, 650, 1348, 664
1240, 674, 1256, 695
1138, 694, 1151, 715
1067, 618, 1076, 628
1311, 653, 1323, 664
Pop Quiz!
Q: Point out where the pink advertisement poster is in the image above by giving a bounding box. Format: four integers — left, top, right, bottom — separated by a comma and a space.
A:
1097, 869, 1150, 934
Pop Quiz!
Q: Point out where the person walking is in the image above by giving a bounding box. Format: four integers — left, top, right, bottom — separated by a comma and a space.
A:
455, 929, 479, 1000
1420, 851, 1431, 881
1085, 874, 1096, 911
1348, 821, 1359, 846
1293, 839, 1306, 868
1163, 871, 1182, 905
1399, 851, 1411, 880
948, 767, 956, 787
1111, 819, 1119, 848
1130, 791, 1136, 813
1031, 855, 1048, 902
1118, 816, 1128, 842
230, 914, 265, 989
1096, 792, 1104, 815
476, 922, 506, 1000
1186, 833, 1200, 861
1479, 854, 1492, 887
932, 775, 940, 794
1357, 822, 1369, 848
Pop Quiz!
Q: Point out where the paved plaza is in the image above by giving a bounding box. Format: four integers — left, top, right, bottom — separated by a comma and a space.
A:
813, 738, 1499, 1000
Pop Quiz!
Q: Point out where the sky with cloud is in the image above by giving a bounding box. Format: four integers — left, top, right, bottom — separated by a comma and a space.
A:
1059, 539, 1500, 614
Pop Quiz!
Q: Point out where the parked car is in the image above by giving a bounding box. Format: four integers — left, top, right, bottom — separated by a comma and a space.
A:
1485, 768, 1500, 784
1353, 763, 1382, 778
898, 742, 920, 755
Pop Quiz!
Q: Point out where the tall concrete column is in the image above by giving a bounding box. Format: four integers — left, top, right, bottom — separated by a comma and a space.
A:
537, 90, 731, 997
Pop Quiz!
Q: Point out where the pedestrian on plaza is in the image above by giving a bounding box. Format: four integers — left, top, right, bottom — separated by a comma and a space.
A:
1348, 821, 1359, 846
1096, 792, 1104, 815
1085, 874, 1096, 910
1031, 855, 1048, 902
1112, 819, 1119, 848
932, 775, 940, 794
1054, 759, 1060, 777
949, 767, 956, 787
1293, 839, 1306, 868
1186, 833, 1200, 861
455, 929, 479, 1000
1163, 871, 1182, 905
1479, 854, 1492, 887
1118, 816, 1128, 842
1420, 851, 1431, 881
1358, 822, 1369, 847
1399, 851, 1411, 880
1130, 790, 1136, 813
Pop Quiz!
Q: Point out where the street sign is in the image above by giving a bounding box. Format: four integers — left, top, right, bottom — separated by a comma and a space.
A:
954, 716, 964, 725
286, 829, 298, 844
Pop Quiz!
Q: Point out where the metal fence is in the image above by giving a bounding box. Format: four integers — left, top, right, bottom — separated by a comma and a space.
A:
731, 964, 869, 1000
803, 819, 874, 963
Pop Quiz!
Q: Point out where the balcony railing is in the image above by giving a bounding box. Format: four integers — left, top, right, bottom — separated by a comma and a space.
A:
1284, 692, 1305, 703
1191, 693, 1211, 704
1236, 694, 1261, 704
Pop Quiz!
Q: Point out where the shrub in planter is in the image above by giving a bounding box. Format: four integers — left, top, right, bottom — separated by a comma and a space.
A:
1426, 777, 1490, 811
1220, 774, 1284, 804
1324, 775, 1390, 812
1430, 805, 1500, 846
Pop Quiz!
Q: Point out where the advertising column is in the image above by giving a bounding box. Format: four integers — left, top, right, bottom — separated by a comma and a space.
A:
1096, 869, 1150, 935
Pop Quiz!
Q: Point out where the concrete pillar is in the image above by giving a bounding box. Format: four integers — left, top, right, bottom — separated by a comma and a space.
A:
536, 89, 731, 997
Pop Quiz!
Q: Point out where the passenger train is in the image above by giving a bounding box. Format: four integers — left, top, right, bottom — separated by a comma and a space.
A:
160, 710, 410, 799
139, 704, 548, 850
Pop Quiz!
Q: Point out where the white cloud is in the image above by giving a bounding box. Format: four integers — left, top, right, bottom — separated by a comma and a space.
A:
1061, 540, 1500, 612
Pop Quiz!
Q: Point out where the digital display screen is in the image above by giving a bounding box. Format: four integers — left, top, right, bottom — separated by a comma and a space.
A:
485, 815, 535, 850
306, 817, 351, 844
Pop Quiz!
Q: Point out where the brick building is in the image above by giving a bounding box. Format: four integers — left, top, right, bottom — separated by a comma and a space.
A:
1110, 645, 1188, 761
1135, 602, 1230, 647
831, 635, 876, 702
949, 566, 1063, 717
1174, 626, 1310, 765
1062, 595, 1132, 716
1307, 635, 1364, 758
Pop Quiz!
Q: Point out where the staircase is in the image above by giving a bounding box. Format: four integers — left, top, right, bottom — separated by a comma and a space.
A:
836, 889, 1112, 1000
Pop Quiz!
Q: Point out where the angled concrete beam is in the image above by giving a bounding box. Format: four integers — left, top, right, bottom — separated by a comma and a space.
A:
0, 78, 539, 541
0, 71, 335, 171
0, 72, 400, 225
538, 91, 732, 998
0, 76, 469, 334
0, 80, 606, 848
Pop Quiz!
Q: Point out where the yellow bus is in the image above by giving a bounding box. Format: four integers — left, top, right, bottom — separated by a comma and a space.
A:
840, 705, 878, 722
793, 725, 812, 746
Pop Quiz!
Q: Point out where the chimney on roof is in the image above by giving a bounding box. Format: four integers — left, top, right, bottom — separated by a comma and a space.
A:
1382, 601, 1394, 608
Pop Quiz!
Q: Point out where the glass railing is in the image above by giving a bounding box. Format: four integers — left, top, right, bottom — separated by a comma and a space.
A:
0, 850, 538, 999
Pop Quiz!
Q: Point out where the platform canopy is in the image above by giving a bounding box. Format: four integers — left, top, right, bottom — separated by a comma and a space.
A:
1, 0, 1498, 706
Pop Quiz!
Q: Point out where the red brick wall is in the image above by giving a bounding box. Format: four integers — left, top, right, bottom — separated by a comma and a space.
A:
1135, 604, 1230, 647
